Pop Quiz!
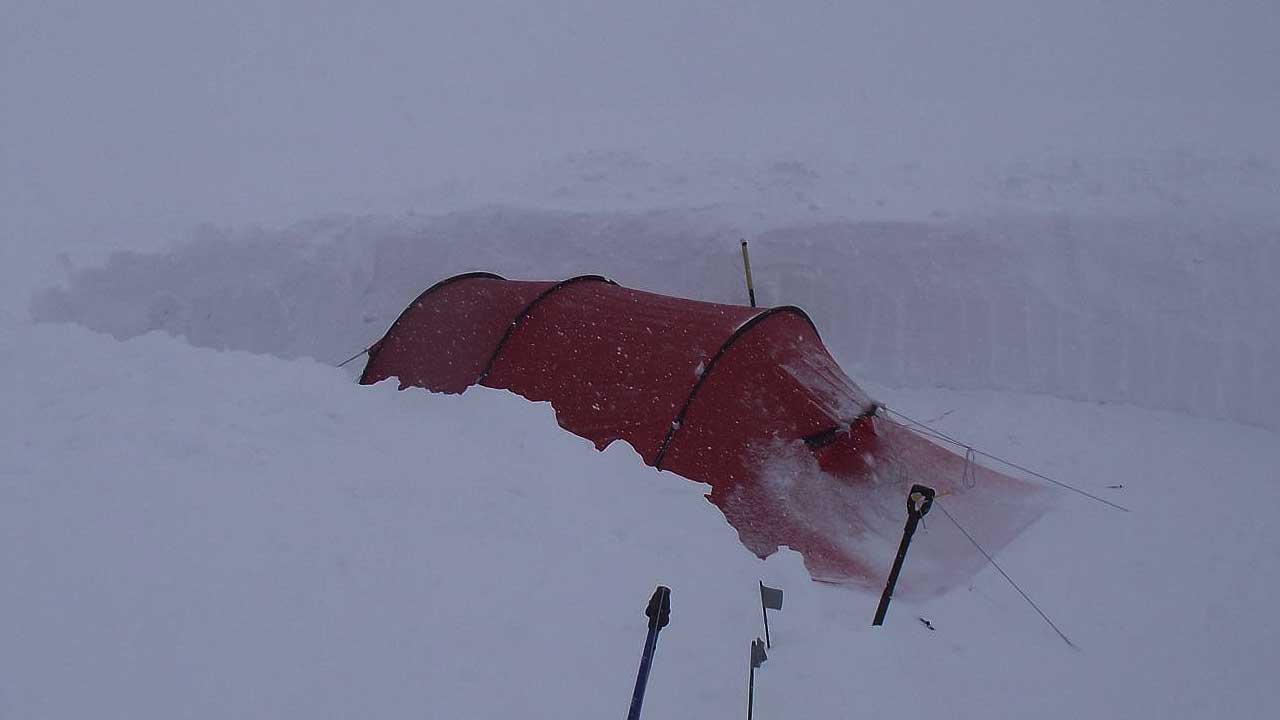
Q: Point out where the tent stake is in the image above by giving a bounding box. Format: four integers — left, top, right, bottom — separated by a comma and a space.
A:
873, 484, 935, 626
740, 240, 757, 307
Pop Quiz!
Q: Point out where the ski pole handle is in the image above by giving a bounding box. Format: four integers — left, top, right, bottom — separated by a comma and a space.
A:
627, 586, 671, 720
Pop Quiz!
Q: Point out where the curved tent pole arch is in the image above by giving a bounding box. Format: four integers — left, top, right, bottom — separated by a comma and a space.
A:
476, 274, 617, 384
653, 305, 823, 469
360, 271, 507, 383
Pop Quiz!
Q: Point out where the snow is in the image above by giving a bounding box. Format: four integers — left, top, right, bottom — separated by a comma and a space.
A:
4, 320, 1278, 718
4, 1, 1279, 717
2, 324, 783, 718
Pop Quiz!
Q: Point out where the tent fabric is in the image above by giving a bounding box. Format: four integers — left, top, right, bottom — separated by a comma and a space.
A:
361, 273, 1046, 587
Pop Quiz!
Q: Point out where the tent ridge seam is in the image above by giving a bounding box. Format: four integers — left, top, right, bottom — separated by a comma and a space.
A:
653, 305, 819, 470
475, 274, 617, 384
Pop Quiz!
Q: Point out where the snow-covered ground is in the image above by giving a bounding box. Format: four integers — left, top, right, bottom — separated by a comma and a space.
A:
4, 318, 1278, 718
5, 2, 1279, 717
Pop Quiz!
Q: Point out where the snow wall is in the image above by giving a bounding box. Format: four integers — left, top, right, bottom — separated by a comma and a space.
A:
31, 208, 1279, 432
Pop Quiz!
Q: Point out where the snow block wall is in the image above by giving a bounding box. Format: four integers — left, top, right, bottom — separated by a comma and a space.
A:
31, 208, 1280, 430
752, 217, 1280, 430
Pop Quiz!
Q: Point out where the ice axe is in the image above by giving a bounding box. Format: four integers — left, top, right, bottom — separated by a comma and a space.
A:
873, 484, 935, 626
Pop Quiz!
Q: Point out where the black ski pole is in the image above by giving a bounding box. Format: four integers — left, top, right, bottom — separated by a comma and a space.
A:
872, 484, 935, 626
626, 585, 671, 720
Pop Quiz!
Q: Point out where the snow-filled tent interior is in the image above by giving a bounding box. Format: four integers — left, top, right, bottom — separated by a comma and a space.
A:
360, 272, 1047, 590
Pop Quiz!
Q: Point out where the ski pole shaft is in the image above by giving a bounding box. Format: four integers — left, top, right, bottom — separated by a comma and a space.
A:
627, 626, 660, 720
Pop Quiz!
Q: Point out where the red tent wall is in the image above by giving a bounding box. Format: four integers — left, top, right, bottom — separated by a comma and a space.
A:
481, 278, 761, 466
362, 273, 1046, 587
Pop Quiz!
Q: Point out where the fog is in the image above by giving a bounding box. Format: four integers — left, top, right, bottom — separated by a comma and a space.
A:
6, 1, 1278, 234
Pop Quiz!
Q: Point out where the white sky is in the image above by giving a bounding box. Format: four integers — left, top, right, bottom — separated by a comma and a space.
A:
4, 1, 1278, 230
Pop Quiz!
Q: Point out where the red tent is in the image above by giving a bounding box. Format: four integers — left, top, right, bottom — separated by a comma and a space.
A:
361, 273, 1046, 588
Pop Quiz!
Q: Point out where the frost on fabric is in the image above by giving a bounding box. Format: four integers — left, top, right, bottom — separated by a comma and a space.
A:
781, 344, 875, 421
718, 416, 1053, 596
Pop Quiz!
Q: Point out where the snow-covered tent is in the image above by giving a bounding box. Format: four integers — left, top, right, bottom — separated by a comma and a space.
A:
361, 273, 1045, 587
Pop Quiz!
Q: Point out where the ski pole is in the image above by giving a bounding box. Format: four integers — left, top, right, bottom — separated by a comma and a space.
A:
626, 585, 671, 720
873, 484, 935, 626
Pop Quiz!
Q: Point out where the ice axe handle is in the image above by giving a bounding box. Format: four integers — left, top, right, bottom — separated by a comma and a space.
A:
873, 484, 936, 626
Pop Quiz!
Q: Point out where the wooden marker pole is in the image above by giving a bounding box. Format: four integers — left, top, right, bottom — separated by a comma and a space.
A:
740, 240, 757, 307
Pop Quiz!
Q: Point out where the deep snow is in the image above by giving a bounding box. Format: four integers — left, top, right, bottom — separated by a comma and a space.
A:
4, 319, 1278, 719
